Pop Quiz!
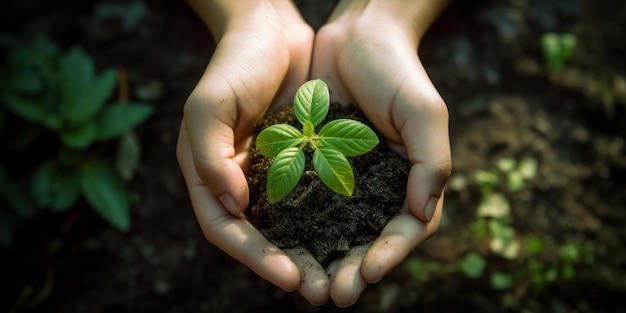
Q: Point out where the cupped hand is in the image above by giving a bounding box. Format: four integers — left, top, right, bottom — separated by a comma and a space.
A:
311, 2, 452, 307
177, 2, 330, 305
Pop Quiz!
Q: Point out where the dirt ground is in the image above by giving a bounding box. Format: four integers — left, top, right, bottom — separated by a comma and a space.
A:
1, 0, 625, 312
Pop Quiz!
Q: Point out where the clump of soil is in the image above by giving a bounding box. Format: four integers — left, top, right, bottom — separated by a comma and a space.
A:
246, 104, 410, 266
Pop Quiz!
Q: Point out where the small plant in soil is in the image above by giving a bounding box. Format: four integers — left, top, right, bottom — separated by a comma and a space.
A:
247, 81, 409, 266
255, 79, 379, 203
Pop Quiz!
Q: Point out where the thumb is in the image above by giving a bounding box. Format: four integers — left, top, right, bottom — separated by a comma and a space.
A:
394, 82, 451, 223
183, 86, 252, 216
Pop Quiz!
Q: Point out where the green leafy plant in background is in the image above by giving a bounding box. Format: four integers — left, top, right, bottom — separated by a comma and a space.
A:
471, 157, 539, 259
406, 251, 487, 283
541, 32, 577, 73
0, 34, 153, 247
470, 157, 594, 307
406, 156, 594, 310
255, 79, 379, 203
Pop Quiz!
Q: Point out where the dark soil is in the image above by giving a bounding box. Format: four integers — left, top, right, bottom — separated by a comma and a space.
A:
1, 0, 626, 313
247, 104, 409, 266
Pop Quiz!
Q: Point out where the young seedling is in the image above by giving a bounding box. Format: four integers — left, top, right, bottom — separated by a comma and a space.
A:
255, 79, 379, 203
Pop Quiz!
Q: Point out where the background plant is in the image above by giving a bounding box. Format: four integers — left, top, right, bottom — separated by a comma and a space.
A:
0, 34, 153, 247
255, 79, 379, 203
541, 32, 577, 73
406, 156, 594, 309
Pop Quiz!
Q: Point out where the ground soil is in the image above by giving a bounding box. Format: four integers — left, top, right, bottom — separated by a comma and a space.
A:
246, 104, 409, 266
1, 0, 625, 312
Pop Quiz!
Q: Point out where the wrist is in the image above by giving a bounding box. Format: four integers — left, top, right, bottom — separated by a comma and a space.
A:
187, 0, 305, 41
330, 0, 451, 43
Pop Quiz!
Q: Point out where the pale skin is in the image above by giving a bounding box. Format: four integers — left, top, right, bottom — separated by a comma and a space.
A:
177, 0, 451, 307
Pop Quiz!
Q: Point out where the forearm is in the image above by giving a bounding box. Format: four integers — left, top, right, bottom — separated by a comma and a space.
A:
186, 0, 304, 41
330, 0, 451, 41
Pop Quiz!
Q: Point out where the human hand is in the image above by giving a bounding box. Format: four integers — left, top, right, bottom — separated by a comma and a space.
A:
177, 0, 330, 305
310, 0, 452, 306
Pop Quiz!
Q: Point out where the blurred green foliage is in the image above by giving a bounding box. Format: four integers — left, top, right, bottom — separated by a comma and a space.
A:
541, 32, 577, 73
0, 34, 153, 247
406, 157, 594, 309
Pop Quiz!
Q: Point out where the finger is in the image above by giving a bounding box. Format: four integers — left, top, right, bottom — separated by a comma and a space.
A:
284, 247, 330, 305
393, 73, 451, 222
310, 24, 355, 107
183, 32, 292, 215
177, 124, 301, 291
329, 244, 370, 307
361, 197, 443, 283
183, 85, 252, 216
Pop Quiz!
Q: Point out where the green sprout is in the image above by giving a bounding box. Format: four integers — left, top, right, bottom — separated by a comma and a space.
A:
541, 32, 576, 73
255, 79, 379, 203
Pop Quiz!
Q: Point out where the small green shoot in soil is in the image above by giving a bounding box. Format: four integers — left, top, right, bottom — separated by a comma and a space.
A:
255, 79, 379, 203
541, 32, 576, 73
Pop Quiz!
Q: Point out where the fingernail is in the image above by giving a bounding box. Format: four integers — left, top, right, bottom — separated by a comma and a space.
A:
425, 197, 438, 222
219, 193, 240, 215
336, 298, 359, 308
281, 287, 298, 292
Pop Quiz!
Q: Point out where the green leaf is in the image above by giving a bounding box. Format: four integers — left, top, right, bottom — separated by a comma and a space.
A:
60, 121, 99, 149
541, 33, 576, 73
318, 119, 379, 156
496, 158, 516, 173
80, 159, 130, 231
293, 79, 329, 127
473, 170, 499, 187
561, 263, 576, 280
406, 258, 428, 282
31, 35, 61, 62
2, 93, 46, 123
97, 102, 153, 140
506, 171, 525, 192
313, 147, 354, 196
525, 236, 543, 256
116, 131, 142, 182
518, 157, 538, 179
65, 68, 117, 125
31, 160, 81, 211
256, 124, 304, 158
302, 120, 315, 138
267, 147, 305, 203
476, 192, 510, 218
490, 272, 514, 290
60, 47, 95, 108
559, 34, 577, 61
458, 252, 486, 279
2, 93, 62, 130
